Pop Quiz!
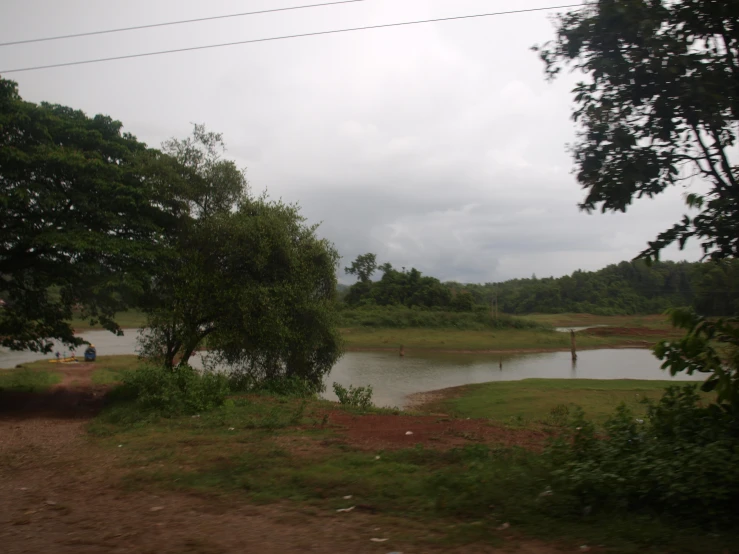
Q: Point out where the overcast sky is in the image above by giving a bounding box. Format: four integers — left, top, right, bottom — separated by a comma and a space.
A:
0, 0, 706, 284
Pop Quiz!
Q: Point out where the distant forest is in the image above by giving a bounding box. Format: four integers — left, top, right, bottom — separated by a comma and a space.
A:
340, 258, 739, 316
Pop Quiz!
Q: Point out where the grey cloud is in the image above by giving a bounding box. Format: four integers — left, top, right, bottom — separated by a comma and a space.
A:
0, 0, 704, 285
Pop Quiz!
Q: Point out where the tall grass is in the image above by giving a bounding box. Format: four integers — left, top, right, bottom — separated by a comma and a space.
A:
338, 306, 545, 330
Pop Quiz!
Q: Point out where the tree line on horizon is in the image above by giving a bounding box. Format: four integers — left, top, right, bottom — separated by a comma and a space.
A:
341, 254, 739, 316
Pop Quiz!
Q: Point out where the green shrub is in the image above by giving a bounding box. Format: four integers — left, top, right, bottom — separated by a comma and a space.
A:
110, 364, 229, 417
548, 385, 739, 526
332, 382, 373, 409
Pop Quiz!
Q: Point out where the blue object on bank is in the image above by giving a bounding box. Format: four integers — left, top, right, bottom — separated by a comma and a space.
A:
84, 345, 97, 362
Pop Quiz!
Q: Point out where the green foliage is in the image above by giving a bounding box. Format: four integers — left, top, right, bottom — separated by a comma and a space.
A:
537, 1, 739, 261
161, 123, 247, 219
228, 372, 324, 398
0, 78, 187, 352
548, 386, 739, 526
344, 258, 739, 317
140, 193, 343, 386
463, 259, 739, 316
654, 308, 739, 407
338, 305, 542, 330
0, 369, 61, 392
344, 253, 377, 284
332, 382, 373, 409
344, 259, 457, 309
107, 364, 229, 420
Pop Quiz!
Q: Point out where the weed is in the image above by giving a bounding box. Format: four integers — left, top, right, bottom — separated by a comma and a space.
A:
332, 382, 373, 409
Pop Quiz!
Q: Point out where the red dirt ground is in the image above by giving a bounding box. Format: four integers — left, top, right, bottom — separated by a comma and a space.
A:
0, 367, 568, 553
327, 411, 549, 451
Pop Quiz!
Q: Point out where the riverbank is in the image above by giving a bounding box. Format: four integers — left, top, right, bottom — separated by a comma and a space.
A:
0, 363, 730, 553
68, 311, 682, 352
340, 326, 680, 352
407, 378, 706, 425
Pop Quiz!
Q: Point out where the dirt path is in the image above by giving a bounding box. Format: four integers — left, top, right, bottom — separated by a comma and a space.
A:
0, 379, 572, 554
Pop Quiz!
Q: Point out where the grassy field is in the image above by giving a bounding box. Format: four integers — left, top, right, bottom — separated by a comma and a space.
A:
341, 326, 670, 351
86, 392, 732, 553
521, 312, 676, 329
1, 351, 731, 551
417, 378, 705, 426
11, 355, 141, 387
0, 367, 61, 391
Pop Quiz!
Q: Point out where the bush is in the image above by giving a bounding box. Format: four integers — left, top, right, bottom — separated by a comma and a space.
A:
110, 364, 229, 417
228, 372, 324, 397
548, 385, 739, 526
333, 382, 373, 409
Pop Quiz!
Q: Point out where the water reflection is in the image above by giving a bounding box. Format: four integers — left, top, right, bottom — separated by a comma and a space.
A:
322, 349, 703, 408
1, 332, 704, 413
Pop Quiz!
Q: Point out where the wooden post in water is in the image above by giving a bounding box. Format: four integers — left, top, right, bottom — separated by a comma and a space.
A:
399, 344, 405, 357
570, 329, 577, 362
499, 357, 503, 371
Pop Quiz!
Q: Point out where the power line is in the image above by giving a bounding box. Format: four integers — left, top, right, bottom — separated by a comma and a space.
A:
0, 0, 369, 48
0, 4, 585, 74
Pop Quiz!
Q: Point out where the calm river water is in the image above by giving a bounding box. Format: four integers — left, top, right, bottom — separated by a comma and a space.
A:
0, 329, 702, 408
323, 349, 702, 407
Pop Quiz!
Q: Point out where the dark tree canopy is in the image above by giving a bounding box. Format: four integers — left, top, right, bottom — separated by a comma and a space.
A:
0, 78, 185, 351
537, 0, 739, 261
140, 196, 343, 385
344, 260, 460, 310
161, 124, 247, 219
345, 253, 377, 284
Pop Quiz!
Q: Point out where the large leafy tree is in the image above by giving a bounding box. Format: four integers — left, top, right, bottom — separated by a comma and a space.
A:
0, 78, 185, 352
537, 0, 738, 262
139, 196, 343, 386
161, 124, 247, 218
538, 0, 739, 406
345, 253, 377, 284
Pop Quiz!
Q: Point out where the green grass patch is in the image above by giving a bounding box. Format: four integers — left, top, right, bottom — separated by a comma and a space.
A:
341, 327, 645, 351
91, 394, 735, 553
423, 379, 704, 425
521, 313, 677, 330
0, 367, 61, 392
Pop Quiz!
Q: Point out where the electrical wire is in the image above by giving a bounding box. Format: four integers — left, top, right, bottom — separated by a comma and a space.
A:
0, 0, 370, 47
0, 3, 585, 74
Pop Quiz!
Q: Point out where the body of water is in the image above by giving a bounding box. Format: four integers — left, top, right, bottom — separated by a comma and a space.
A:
1, 330, 702, 410
323, 349, 703, 408
0, 329, 140, 369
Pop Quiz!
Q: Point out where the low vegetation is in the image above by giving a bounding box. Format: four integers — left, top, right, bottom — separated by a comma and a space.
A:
340, 326, 668, 351
86, 378, 736, 553
418, 379, 702, 425
332, 382, 373, 409
549, 386, 739, 528
338, 305, 542, 330
0, 367, 61, 392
